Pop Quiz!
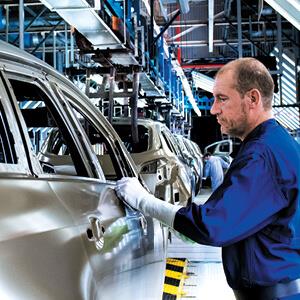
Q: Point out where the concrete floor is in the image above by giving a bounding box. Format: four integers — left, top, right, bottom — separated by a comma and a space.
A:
167, 189, 235, 300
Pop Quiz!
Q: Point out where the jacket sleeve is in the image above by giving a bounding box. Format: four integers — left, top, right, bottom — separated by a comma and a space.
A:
204, 161, 210, 178
220, 157, 230, 169
173, 150, 288, 246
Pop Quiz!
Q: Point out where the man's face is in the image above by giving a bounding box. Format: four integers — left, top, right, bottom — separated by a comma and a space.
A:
211, 70, 250, 140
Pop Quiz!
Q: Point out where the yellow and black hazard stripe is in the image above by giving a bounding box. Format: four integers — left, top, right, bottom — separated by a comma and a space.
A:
162, 258, 188, 300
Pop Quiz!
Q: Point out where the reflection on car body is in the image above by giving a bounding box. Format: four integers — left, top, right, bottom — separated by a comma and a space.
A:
0, 40, 166, 299
174, 134, 203, 195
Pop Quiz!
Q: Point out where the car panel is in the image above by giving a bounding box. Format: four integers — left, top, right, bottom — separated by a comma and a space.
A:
0, 40, 166, 299
113, 118, 193, 205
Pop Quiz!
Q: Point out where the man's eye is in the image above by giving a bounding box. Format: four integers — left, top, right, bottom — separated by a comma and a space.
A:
218, 97, 227, 102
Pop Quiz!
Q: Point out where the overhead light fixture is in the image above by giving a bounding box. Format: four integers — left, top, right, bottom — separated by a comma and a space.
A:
192, 71, 214, 93
171, 58, 201, 116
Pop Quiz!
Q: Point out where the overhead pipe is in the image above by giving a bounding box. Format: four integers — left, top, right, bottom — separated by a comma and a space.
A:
70, 27, 74, 65
152, 9, 181, 46
53, 30, 56, 69
208, 0, 214, 53
108, 67, 115, 124
5, 5, 9, 42
3, 2, 43, 7
249, 15, 255, 56
41, 32, 45, 60
5, 32, 68, 50
0, 10, 59, 31
170, 37, 284, 47
181, 63, 225, 70
149, 0, 154, 59
237, 0, 242, 57
19, 0, 24, 49
131, 71, 140, 144
64, 23, 69, 68
166, 20, 284, 28
0, 26, 67, 34
175, 4, 181, 63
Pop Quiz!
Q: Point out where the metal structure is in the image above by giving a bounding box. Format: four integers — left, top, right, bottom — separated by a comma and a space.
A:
0, 0, 298, 132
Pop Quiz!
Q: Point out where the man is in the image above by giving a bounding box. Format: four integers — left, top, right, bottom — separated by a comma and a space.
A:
203, 151, 229, 191
115, 58, 300, 300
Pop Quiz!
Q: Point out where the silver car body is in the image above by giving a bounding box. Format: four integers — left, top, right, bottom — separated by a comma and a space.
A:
0, 40, 166, 299
112, 118, 193, 206
175, 135, 203, 194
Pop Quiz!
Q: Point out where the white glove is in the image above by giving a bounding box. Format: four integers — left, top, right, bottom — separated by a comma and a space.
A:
115, 177, 182, 228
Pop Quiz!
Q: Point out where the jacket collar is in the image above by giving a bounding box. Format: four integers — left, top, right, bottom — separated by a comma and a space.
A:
243, 118, 277, 144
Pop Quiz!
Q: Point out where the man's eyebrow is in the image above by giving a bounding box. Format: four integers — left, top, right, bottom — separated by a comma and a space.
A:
213, 93, 228, 98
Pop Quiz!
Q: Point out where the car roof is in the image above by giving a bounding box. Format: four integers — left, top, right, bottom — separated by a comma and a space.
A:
0, 40, 126, 147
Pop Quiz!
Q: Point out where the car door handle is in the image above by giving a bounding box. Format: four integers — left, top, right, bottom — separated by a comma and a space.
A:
86, 216, 105, 251
115, 191, 148, 236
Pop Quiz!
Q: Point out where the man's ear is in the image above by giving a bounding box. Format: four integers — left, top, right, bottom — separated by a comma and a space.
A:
247, 89, 261, 107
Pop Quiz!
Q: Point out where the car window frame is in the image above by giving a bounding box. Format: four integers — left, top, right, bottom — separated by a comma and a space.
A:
0, 71, 31, 174
2, 69, 97, 179
50, 80, 137, 180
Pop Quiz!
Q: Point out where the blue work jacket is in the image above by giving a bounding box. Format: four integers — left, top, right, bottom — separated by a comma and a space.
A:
174, 119, 300, 289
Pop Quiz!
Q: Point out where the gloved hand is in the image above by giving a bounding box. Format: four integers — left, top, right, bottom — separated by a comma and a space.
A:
115, 177, 182, 228
115, 177, 155, 209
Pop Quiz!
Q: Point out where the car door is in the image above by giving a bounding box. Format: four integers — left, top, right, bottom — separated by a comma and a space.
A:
0, 68, 100, 299
46, 76, 167, 297
1, 64, 165, 299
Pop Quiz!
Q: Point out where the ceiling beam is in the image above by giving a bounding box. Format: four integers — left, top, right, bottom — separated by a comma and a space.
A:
264, 0, 300, 31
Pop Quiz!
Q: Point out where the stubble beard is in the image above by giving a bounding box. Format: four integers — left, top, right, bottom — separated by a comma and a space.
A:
220, 102, 249, 139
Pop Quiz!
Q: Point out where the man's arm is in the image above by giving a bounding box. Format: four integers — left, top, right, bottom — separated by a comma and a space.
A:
115, 177, 182, 227
173, 153, 286, 246
116, 150, 287, 247
220, 157, 230, 169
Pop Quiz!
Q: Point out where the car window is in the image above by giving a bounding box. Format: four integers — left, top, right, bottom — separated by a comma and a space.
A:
113, 124, 150, 153
160, 130, 175, 153
7, 78, 90, 177
52, 86, 128, 181
68, 104, 123, 181
219, 143, 230, 152
161, 129, 183, 158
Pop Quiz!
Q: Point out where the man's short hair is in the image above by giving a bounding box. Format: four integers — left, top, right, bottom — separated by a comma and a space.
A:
216, 58, 274, 110
204, 152, 212, 158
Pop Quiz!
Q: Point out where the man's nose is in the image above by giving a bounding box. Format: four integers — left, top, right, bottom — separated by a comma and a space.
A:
210, 100, 220, 115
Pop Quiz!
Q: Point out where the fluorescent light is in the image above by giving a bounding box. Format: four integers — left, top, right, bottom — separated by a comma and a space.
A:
192, 71, 215, 93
